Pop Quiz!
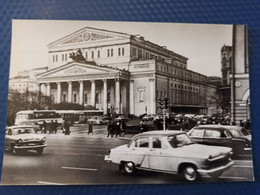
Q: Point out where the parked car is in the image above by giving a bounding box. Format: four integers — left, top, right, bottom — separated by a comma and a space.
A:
115, 115, 129, 122
87, 116, 111, 125
142, 114, 155, 121
5, 125, 47, 155
188, 125, 252, 157
105, 130, 234, 181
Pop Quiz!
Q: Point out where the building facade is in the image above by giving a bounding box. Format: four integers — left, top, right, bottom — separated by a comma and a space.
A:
231, 25, 250, 124
11, 27, 209, 116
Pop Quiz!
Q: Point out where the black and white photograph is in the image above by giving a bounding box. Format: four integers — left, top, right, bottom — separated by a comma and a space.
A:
1, 20, 254, 185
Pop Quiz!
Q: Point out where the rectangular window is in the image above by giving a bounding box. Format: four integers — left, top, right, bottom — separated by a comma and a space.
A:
111, 49, 113, 57
92, 51, 94, 59
132, 47, 136, 56
53, 55, 55, 62
98, 50, 100, 58
56, 55, 58, 62
65, 54, 67, 61
140, 91, 144, 102
118, 48, 121, 56
62, 54, 64, 61
107, 49, 110, 57
122, 48, 124, 56
85, 52, 88, 60
138, 49, 142, 58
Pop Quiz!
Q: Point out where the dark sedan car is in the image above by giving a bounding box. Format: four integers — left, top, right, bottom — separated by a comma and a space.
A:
188, 125, 252, 157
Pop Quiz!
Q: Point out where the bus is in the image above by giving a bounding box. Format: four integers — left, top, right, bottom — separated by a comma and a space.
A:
78, 110, 104, 123
15, 110, 63, 126
55, 110, 81, 125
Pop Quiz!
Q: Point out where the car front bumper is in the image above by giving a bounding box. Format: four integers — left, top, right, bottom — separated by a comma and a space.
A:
197, 160, 234, 176
14, 144, 47, 150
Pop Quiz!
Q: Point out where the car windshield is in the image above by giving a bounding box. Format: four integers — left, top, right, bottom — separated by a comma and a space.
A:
168, 134, 193, 148
229, 128, 249, 137
13, 128, 35, 135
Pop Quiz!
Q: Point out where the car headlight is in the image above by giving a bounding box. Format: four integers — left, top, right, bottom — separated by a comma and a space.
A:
16, 139, 23, 146
41, 137, 46, 143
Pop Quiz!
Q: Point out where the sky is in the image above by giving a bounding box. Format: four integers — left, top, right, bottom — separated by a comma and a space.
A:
10, 20, 232, 78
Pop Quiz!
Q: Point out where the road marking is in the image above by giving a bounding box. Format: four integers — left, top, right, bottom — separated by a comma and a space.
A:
219, 176, 248, 180
61, 166, 98, 171
233, 165, 253, 168
37, 181, 66, 185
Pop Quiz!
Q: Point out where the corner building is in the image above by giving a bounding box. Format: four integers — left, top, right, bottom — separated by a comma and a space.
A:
36, 27, 208, 116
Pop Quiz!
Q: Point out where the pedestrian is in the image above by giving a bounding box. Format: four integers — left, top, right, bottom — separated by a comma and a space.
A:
88, 121, 93, 135
54, 120, 58, 134
42, 120, 47, 134
49, 120, 54, 134
121, 120, 127, 137
115, 120, 121, 137
107, 122, 114, 138
63, 120, 71, 135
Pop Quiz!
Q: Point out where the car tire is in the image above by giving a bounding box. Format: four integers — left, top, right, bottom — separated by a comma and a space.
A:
36, 148, 44, 155
182, 165, 199, 182
123, 161, 136, 175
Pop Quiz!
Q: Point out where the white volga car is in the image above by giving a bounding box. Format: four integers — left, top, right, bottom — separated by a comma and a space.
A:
5, 126, 47, 155
105, 131, 234, 181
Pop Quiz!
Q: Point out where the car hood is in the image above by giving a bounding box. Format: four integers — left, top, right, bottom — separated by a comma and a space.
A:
174, 144, 232, 159
11, 134, 45, 141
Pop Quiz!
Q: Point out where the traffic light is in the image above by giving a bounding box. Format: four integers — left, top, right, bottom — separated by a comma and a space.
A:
159, 98, 164, 109
164, 98, 169, 109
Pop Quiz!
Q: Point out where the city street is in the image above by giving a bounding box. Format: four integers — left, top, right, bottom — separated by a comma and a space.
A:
1, 124, 254, 185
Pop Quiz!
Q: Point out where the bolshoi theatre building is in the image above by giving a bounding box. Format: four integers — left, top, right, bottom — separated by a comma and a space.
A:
10, 27, 211, 116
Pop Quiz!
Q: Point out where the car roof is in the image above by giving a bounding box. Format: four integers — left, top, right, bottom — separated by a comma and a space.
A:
193, 125, 242, 130
132, 130, 185, 139
7, 125, 35, 129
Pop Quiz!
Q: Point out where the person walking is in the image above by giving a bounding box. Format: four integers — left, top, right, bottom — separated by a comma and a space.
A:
115, 120, 121, 137
88, 121, 93, 135
63, 120, 71, 135
42, 120, 47, 134
121, 120, 127, 137
54, 120, 58, 134
107, 122, 114, 138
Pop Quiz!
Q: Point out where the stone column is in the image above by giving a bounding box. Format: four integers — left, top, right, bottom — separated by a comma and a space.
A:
46, 83, 51, 96
67, 81, 72, 103
57, 82, 61, 104
115, 79, 121, 114
91, 80, 96, 107
103, 79, 108, 115
149, 78, 155, 114
129, 80, 134, 115
79, 81, 84, 105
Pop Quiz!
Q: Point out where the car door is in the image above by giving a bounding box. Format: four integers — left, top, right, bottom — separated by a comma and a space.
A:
148, 136, 179, 172
203, 129, 232, 147
129, 137, 150, 169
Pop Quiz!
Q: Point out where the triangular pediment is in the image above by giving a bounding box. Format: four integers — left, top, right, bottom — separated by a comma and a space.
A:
48, 27, 130, 49
37, 62, 117, 78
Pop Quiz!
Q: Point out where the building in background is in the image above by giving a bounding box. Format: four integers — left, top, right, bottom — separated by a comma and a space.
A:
231, 25, 250, 124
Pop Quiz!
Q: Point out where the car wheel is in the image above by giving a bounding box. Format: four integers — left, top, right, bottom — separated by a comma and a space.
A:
182, 165, 199, 182
123, 161, 136, 175
36, 148, 44, 155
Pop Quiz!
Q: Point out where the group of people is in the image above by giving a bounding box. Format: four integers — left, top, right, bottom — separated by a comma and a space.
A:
107, 120, 127, 138
40, 120, 58, 134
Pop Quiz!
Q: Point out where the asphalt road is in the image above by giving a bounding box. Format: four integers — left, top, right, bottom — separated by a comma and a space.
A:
0, 124, 254, 185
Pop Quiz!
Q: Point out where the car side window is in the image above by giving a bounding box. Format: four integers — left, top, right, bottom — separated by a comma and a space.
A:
134, 137, 149, 148
152, 137, 162, 148
204, 130, 221, 138
190, 129, 204, 138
